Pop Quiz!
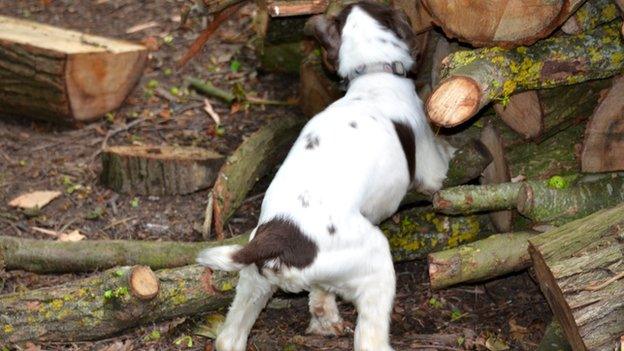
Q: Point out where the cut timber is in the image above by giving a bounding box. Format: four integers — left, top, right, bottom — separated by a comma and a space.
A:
299, 53, 342, 117
529, 204, 624, 351
0, 16, 146, 123
494, 91, 543, 140
0, 265, 237, 343
128, 265, 159, 300
427, 22, 624, 127
581, 76, 624, 172
422, 0, 585, 48
480, 124, 513, 232
428, 231, 536, 289
268, 0, 329, 17
100, 145, 224, 196
401, 139, 493, 204
0, 234, 249, 273
562, 0, 620, 35
392, 0, 434, 34
537, 321, 572, 351
517, 174, 624, 225
433, 182, 523, 215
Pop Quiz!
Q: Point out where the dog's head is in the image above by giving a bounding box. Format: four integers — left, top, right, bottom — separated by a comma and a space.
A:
305, 1, 416, 77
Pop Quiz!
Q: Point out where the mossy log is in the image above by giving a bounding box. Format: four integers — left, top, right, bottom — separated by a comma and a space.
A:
0, 234, 248, 273
562, 0, 620, 35
0, 265, 237, 343
428, 231, 536, 289
529, 204, 624, 351
433, 182, 524, 215
100, 145, 224, 196
401, 139, 493, 205
537, 321, 572, 351
581, 76, 624, 172
422, 0, 585, 48
517, 174, 624, 225
299, 53, 342, 117
426, 22, 624, 127
211, 116, 306, 239
0, 16, 146, 124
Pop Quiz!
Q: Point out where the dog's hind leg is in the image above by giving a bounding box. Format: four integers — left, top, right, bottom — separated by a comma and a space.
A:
215, 265, 275, 351
306, 288, 350, 337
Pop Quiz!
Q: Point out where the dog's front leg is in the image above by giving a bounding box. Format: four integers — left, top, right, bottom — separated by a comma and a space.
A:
307, 288, 349, 337
216, 266, 275, 351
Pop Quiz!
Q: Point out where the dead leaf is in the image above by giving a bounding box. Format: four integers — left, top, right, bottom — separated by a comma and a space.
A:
203, 99, 221, 125
59, 230, 86, 242
9, 190, 61, 210
485, 336, 510, 351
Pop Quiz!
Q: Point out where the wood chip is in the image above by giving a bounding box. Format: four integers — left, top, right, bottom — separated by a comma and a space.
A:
126, 21, 159, 34
9, 190, 61, 210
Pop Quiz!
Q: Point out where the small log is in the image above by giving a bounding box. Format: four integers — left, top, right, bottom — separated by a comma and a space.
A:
581, 76, 624, 172
0, 234, 249, 273
529, 204, 624, 351
428, 231, 536, 289
100, 145, 224, 196
401, 139, 493, 204
433, 182, 523, 215
537, 321, 572, 351
0, 16, 146, 124
426, 22, 624, 127
0, 265, 237, 343
212, 116, 306, 239
128, 265, 159, 301
562, 0, 620, 35
480, 124, 513, 232
494, 91, 543, 140
299, 53, 342, 117
517, 174, 624, 225
422, 0, 585, 48
268, 0, 329, 17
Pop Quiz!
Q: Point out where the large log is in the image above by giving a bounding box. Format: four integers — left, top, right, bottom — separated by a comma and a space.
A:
517, 173, 624, 225
529, 204, 624, 351
422, 0, 585, 48
426, 22, 624, 127
581, 76, 624, 172
428, 231, 535, 290
0, 265, 237, 343
561, 0, 620, 35
100, 145, 224, 196
0, 16, 147, 123
211, 116, 306, 239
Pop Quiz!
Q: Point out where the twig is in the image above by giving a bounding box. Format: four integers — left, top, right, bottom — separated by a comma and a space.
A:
201, 191, 214, 240
177, 1, 246, 67
583, 271, 624, 291
188, 77, 297, 106
102, 216, 138, 231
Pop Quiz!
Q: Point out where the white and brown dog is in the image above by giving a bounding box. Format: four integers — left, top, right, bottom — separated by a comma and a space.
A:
197, 2, 454, 350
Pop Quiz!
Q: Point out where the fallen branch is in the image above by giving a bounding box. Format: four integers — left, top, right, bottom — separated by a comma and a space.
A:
433, 182, 523, 215
0, 265, 237, 343
428, 231, 536, 290
188, 77, 296, 106
427, 22, 624, 127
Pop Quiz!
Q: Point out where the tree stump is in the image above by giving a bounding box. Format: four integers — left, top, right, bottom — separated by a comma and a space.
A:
0, 16, 147, 124
100, 145, 224, 196
529, 204, 624, 351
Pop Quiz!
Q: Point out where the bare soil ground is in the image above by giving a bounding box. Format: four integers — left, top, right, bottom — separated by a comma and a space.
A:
0, 1, 552, 350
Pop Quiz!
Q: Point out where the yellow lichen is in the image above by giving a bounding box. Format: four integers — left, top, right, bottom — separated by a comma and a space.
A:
3, 325, 13, 334
601, 4, 618, 20
51, 299, 64, 310
219, 280, 235, 292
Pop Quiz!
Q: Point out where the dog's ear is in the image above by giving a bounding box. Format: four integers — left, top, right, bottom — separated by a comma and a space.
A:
304, 15, 341, 71
391, 10, 418, 60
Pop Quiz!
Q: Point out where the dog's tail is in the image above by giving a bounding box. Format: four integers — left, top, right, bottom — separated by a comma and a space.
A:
196, 245, 247, 272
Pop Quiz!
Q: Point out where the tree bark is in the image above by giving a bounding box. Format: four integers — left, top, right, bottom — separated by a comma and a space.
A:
493, 91, 543, 140
0, 265, 237, 343
211, 116, 306, 239
480, 123, 513, 232
561, 0, 620, 35
100, 145, 224, 196
426, 22, 624, 127
581, 76, 624, 172
529, 204, 624, 351
422, 0, 585, 48
0, 16, 146, 124
517, 174, 624, 225
428, 231, 536, 289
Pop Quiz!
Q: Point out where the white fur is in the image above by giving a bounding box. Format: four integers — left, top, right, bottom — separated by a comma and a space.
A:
196, 245, 245, 271
197, 5, 453, 351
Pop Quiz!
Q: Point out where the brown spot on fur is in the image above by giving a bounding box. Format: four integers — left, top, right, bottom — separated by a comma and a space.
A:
305, 134, 320, 149
233, 218, 318, 269
349, 121, 357, 128
392, 121, 415, 180
327, 223, 337, 235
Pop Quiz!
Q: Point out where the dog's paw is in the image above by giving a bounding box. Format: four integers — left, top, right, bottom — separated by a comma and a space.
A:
306, 317, 353, 337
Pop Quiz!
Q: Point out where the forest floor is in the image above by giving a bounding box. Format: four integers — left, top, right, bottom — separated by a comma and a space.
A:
0, 1, 551, 350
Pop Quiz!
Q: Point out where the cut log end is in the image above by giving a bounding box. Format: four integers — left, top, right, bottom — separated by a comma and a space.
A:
128, 265, 160, 300
516, 183, 533, 216
493, 90, 544, 140
427, 77, 480, 127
